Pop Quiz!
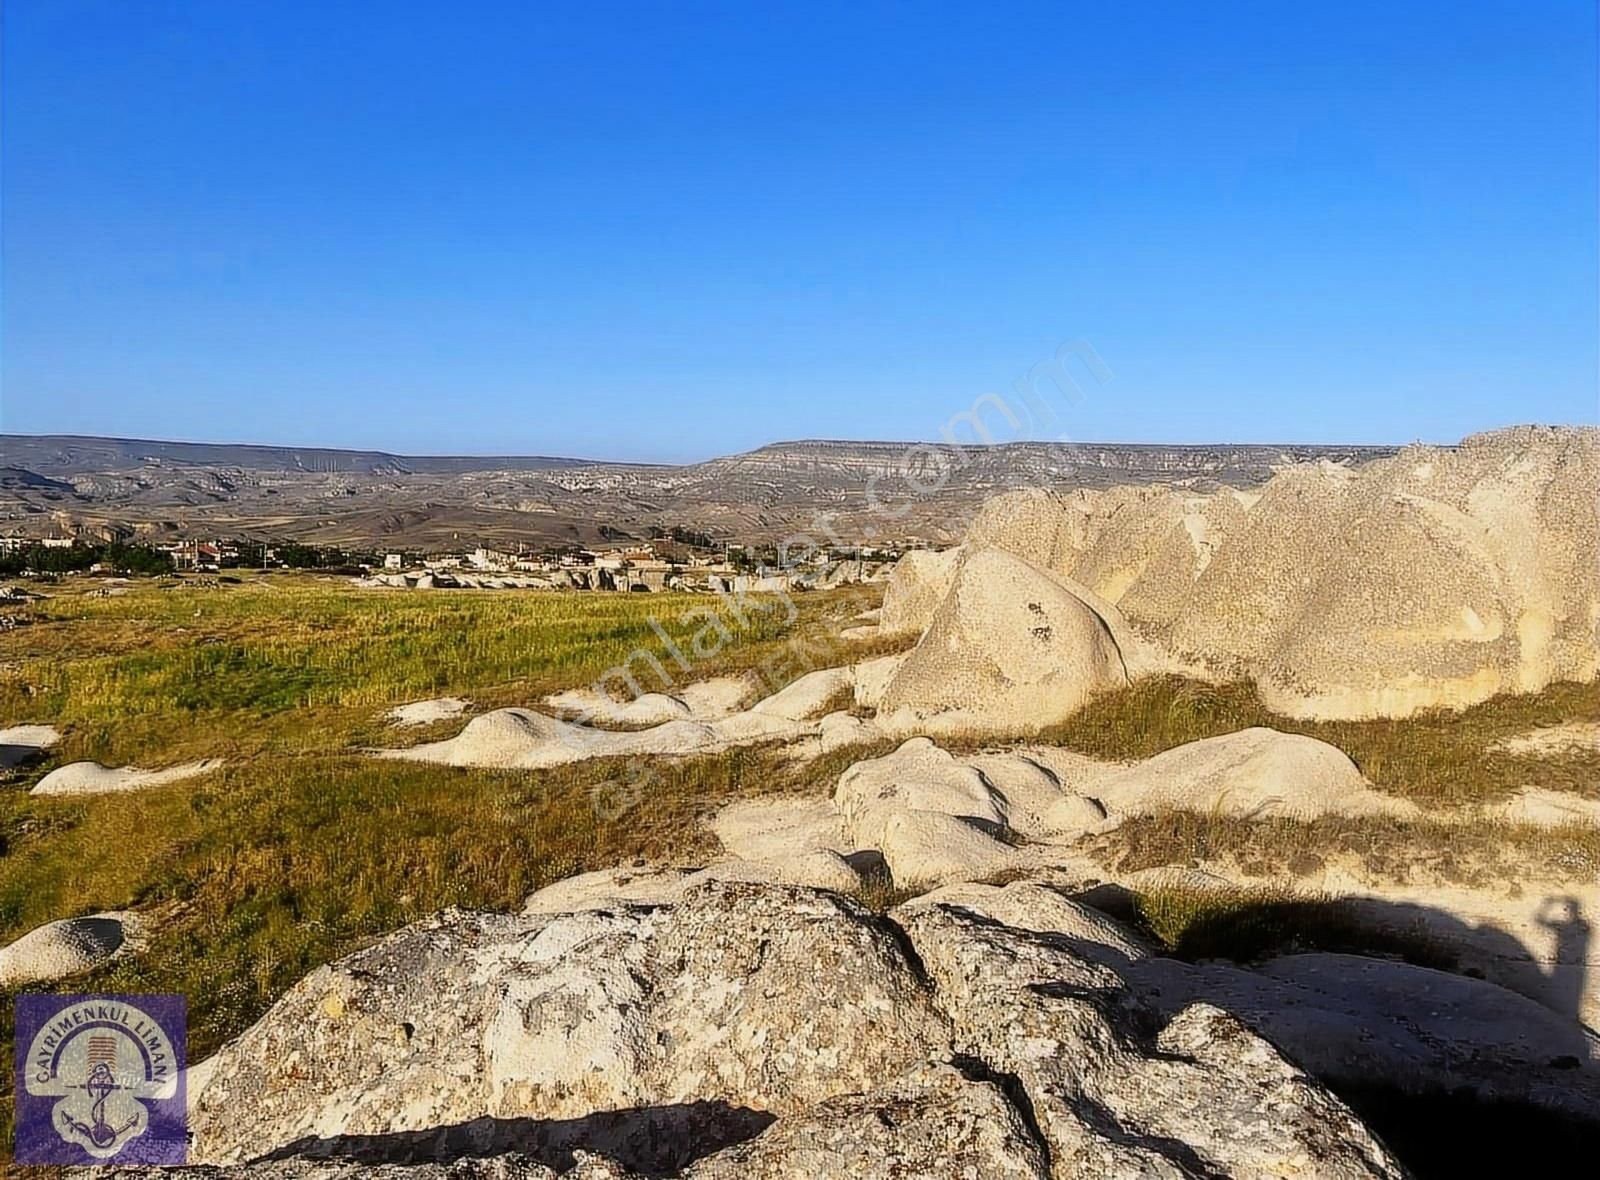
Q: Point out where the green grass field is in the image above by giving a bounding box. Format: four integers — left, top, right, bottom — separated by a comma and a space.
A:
0, 575, 899, 1154
2, 574, 900, 764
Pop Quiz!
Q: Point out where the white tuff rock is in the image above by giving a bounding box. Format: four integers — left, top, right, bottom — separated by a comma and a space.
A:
0, 912, 137, 986
31, 759, 224, 797
903, 427, 1600, 720
174, 881, 1412, 1177
0, 723, 61, 769
1087, 727, 1416, 821
384, 698, 472, 726
876, 548, 1129, 736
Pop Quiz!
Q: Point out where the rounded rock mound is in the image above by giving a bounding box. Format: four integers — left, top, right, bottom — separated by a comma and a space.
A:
0, 912, 134, 986
544, 688, 692, 727
876, 548, 1129, 736
833, 736, 1008, 848
1089, 727, 1416, 821
32, 759, 223, 797
383, 707, 720, 768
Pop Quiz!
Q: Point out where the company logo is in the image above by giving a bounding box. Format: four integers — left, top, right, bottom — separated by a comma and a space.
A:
14, 994, 187, 1165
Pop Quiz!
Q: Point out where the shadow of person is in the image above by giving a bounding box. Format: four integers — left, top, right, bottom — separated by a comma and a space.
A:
1536, 894, 1591, 1029
1021, 881, 1600, 1174
1062, 882, 1600, 1107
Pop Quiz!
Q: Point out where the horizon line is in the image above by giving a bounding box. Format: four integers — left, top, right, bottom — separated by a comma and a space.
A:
0, 427, 1519, 468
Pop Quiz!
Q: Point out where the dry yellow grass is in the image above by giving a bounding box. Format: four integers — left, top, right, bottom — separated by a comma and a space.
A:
1096, 810, 1600, 887
0, 575, 900, 1156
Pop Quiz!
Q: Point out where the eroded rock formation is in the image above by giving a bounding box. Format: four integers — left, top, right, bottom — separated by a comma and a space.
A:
882, 426, 1600, 722
170, 881, 1420, 1178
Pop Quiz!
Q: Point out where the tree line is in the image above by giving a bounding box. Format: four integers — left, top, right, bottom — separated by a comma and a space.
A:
0, 541, 175, 576
0, 539, 383, 577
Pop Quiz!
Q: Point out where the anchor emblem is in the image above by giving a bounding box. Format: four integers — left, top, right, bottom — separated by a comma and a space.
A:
24, 1002, 177, 1160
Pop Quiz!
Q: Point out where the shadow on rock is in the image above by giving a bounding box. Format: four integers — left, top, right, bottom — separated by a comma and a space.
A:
1086, 883, 1592, 1028
1336, 1083, 1600, 1180
260, 1103, 777, 1178
1070, 883, 1600, 1129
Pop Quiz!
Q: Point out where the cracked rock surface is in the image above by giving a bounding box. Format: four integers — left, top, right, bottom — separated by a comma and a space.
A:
131, 880, 1416, 1179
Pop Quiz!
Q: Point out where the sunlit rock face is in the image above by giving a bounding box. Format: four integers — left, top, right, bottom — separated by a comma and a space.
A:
884, 426, 1599, 720
167, 881, 1413, 1179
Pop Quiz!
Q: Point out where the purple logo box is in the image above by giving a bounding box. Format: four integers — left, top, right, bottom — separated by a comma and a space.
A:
14, 994, 187, 1165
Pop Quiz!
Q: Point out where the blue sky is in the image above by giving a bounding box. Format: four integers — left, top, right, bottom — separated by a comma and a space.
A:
2, 1, 1595, 461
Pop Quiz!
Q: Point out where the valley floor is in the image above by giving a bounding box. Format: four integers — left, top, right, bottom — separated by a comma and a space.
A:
0, 573, 1596, 1169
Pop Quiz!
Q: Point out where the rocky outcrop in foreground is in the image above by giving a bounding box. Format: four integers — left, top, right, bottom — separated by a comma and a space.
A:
152, 881, 1420, 1178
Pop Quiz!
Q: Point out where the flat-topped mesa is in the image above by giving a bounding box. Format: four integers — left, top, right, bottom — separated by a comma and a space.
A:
885, 426, 1599, 721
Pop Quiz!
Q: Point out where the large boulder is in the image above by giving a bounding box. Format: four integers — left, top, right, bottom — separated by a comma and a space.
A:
175, 880, 1422, 1178
186, 886, 946, 1165
876, 549, 1129, 736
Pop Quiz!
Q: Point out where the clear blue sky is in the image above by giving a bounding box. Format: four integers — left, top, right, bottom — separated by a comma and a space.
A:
2, 1, 1595, 461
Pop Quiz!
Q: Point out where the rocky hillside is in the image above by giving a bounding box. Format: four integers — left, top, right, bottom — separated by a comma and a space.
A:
876, 425, 1599, 720
0, 433, 1399, 548
0, 435, 596, 476
10, 424, 1597, 1177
